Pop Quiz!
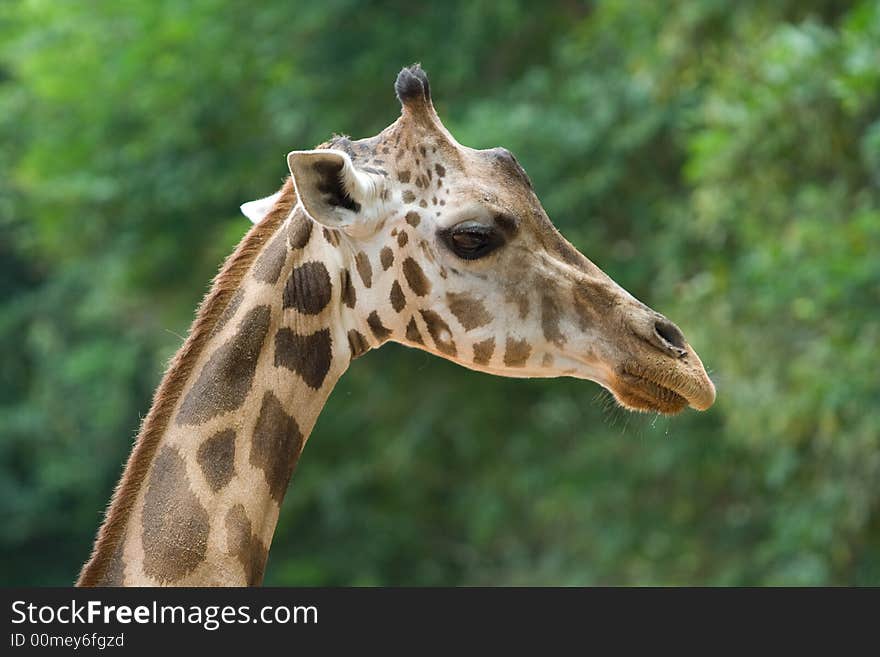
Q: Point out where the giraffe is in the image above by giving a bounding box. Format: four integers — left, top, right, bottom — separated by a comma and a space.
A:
77, 65, 715, 586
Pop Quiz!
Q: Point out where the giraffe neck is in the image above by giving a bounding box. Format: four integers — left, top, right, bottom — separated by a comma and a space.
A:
78, 186, 377, 585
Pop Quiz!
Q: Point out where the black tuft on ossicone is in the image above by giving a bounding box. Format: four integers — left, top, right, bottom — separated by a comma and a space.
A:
395, 64, 431, 105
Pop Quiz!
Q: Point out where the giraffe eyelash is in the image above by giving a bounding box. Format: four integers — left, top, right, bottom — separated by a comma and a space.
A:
438, 221, 505, 260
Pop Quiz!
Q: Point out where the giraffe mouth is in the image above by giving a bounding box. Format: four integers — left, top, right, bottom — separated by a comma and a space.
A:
612, 371, 689, 415
611, 362, 712, 415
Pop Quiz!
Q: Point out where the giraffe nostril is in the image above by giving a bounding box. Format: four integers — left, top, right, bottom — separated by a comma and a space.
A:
654, 319, 687, 355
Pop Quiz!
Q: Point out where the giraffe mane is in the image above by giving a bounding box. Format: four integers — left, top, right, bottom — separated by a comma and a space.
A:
77, 178, 298, 586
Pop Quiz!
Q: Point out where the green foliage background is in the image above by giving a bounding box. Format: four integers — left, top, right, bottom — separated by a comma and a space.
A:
1, 1, 878, 585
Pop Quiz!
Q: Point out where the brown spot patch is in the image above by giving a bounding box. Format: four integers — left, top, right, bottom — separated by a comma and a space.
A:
447, 292, 491, 331
209, 288, 244, 338
347, 330, 370, 360
402, 190, 416, 204
224, 504, 268, 586
506, 289, 530, 319
288, 212, 313, 249
541, 295, 565, 346
197, 429, 236, 492
494, 213, 520, 237
283, 261, 332, 315
275, 328, 333, 389
420, 310, 456, 356
367, 311, 392, 341
141, 445, 209, 583
572, 281, 618, 330
503, 337, 531, 367
323, 228, 341, 247
176, 305, 270, 426
405, 317, 423, 344
473, 338, 495, 366
435, 163, 446, 177
340, 269, 357, 309
380, 247, 394, 271
418, 241, 435, 264
405, 211, 420, 227
249, 390, 303, 503
252, 228, 288, 284
419, 199, 428, 208
403, 257, 431, 297
398, 170, 411, 183
397, 231, 409, 247
355, 251, 372, 288
390, 280, 406, 312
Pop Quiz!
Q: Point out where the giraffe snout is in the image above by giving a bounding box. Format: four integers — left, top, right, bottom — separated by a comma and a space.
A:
610, 304, 716, 413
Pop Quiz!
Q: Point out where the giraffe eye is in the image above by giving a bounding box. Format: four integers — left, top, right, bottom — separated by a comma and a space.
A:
442, 222, 504, 260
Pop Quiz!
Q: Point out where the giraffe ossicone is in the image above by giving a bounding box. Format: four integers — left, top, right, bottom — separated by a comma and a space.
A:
78, 64, 715, 587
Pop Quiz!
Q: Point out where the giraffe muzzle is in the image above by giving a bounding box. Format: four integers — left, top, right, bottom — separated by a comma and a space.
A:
608, 308, 716, 414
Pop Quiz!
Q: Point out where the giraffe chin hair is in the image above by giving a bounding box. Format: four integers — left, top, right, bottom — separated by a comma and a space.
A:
611, 363, 716, 415
611, 373, 689, 415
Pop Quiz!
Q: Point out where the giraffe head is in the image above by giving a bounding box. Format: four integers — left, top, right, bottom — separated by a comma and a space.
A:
248, 65, 715, 414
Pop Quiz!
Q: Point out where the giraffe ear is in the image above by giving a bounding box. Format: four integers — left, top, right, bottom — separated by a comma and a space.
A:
240, 191, 282, 224
287, 149, 380, 230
